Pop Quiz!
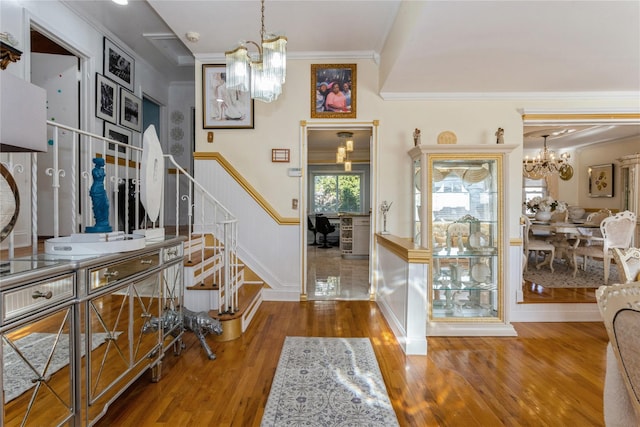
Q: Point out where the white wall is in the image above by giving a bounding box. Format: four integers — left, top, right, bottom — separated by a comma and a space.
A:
1, 0, 187, 243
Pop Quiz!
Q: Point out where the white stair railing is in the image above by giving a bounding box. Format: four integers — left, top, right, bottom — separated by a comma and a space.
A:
1, 121, 239, 315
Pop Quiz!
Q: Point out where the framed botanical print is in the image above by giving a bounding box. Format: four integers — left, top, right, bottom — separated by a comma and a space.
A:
103, 38, 134, 91
589, 163, 614, 197
202, 64, 254, 129
119, 88, 142, 132
95, 73, 118, 123
104, 122, 132, 154
311, 63, 356, 119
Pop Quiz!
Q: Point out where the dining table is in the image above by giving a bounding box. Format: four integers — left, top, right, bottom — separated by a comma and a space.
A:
529, 220, 602, 267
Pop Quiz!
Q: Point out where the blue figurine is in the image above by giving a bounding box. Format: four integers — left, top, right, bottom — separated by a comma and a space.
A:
86, 157, 112, 233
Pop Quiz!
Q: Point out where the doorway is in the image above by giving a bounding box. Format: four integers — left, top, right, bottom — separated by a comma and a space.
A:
521, 114, 640, 304
30, 27, 82, 236
303, 123, 377, 301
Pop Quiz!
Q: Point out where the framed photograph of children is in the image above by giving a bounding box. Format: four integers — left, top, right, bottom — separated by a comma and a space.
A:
104, 122, 132, 154
588, 163, 614, 197
202, 64, 254, 129
311, 63, 356, 119
95, 73, 118, 123
119, 88, 142, 132
103, 38, 134, 91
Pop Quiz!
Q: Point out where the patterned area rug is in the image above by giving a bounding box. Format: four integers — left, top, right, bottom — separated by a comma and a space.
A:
261, 337, 399, 427
524, 257, 620, 288
3, 332, 115, 401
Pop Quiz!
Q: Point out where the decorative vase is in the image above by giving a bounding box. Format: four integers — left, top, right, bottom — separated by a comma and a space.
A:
568, 206, 586, 221
535, 211, 552, 222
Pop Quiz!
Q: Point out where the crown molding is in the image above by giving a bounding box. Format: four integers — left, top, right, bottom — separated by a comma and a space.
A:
380, 91, 640, 101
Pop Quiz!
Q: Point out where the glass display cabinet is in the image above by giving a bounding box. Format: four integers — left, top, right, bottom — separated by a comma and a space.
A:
409, 144, 516, 336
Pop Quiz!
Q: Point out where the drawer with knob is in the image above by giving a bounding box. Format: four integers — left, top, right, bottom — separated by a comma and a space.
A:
89, 251, 160, 291
163, 244, 184, 262
1, 273, 75, 323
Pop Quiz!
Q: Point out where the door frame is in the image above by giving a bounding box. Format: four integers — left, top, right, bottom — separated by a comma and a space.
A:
300, 120, 380, 300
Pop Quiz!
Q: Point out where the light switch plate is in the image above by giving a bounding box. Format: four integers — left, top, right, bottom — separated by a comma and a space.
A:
287, 168, 302, 177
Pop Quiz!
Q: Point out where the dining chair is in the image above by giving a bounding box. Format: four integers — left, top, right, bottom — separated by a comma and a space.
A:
550, 209, 568, 223
612, 247, 640, 284
596, 282, 640, 425
585, 208, 613, 225
522, 215, 555, 273
572, 211, 637, 284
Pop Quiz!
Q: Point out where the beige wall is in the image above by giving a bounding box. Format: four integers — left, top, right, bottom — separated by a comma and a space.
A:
194, 57, 638, 239
576, 138, 640, 210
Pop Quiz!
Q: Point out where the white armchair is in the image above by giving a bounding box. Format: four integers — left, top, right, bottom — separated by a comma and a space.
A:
596, 282, 640, 426
572, 211, 636, 284
612, 247, 640, 284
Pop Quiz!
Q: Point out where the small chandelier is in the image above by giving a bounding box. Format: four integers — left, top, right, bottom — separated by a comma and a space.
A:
523, 135, 573, 180
225, 0, 287, 103
335, 132, 354, 171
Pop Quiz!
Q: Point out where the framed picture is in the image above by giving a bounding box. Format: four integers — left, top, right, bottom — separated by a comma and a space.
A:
103, 38, 134, 91
95, 73, 118, 123
104, 122, 133, 154
311, 63, 356, 119
589, 163, 614, 197
119, 88, 142, 132
202, 64, 254, 129
272, 149, 290, 163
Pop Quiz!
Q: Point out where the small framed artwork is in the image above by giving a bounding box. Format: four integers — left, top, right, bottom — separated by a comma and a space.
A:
202, 64, 254, 129
95, 73, 118, 123
103, 38, 134, 91
311, 63, 356, 119
589, 163, 614, 197
272, 149, 290, 163
104, 122, 133, 154
119, 88, 142, 132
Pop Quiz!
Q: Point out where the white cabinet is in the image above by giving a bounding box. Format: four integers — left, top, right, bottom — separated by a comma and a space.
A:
340, 214, 370, 258
619, 153, 640, 246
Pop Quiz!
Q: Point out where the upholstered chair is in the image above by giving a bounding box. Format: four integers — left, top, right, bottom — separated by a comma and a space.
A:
572, 211, 636, 284
550, 209, 568, 223
612, 247, 640, 284
596, 282, 640, 425
585, 208, 613, 226
522, 215, 555, 273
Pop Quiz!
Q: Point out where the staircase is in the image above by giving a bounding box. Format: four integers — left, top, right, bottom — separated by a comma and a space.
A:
2, 121, 263, 342
182, 233, 264, 341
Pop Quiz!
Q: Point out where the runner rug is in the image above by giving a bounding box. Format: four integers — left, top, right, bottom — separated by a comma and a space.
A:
523, 257, 620, 288
261, 337, 399, 426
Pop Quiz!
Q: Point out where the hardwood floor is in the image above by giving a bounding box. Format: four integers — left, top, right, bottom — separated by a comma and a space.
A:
522, 280, 597, 303
95, 301, 608, 427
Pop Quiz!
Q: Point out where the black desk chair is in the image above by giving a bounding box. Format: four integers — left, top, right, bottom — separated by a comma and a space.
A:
308, 216, 319, 245
315, 215, 336, 249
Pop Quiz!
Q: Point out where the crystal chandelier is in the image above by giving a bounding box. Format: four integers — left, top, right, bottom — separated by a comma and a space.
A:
225, 0, 287, 103
523, 135, 573, 180
335, 132, 354, 171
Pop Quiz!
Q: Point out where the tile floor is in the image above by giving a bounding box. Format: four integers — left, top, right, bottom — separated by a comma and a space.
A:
306, 243, 370, 300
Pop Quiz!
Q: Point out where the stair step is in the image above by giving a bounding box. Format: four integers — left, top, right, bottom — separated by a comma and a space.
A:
211, 283, 262, 321
186, 274, 219, 290
184, 247, 218, 266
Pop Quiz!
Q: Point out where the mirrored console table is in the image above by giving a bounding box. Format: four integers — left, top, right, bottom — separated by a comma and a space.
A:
0, 236, 185, 426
